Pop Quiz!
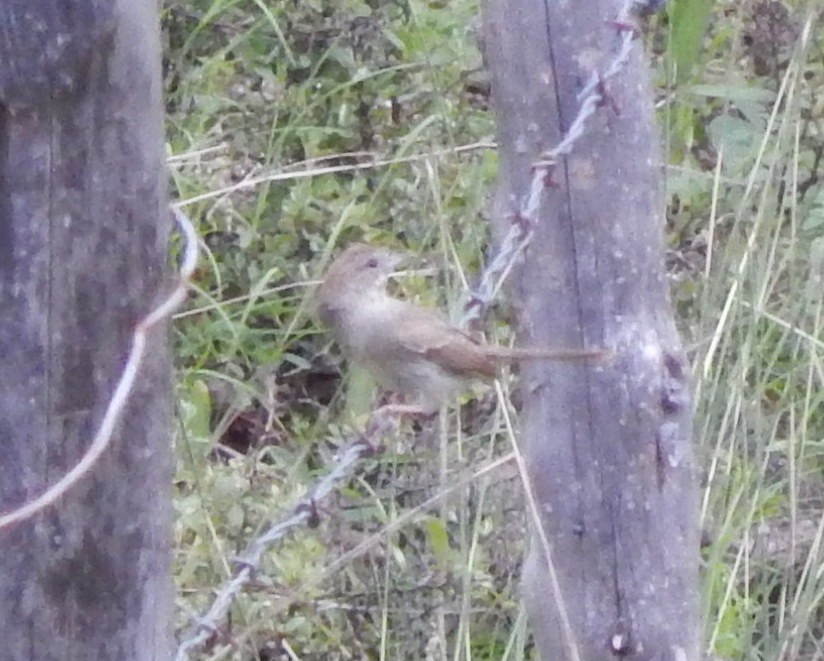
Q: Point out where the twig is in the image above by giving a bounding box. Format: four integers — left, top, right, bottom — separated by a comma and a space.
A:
0, 208, 199, 531
175, 142, 496, 209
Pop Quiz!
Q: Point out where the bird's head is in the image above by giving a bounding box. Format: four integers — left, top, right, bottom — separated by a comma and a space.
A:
315, 242, 407, 325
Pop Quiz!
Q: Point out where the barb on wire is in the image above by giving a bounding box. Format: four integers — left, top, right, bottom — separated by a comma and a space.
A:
461, 0, 650, 327
175, 408, 400, 661
0, 207, 199, 531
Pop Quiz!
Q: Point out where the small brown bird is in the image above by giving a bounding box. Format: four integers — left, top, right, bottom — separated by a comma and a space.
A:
315, 243, 605, 413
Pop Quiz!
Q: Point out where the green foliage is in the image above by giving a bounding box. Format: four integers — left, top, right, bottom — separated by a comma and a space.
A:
668, 0, 715, 83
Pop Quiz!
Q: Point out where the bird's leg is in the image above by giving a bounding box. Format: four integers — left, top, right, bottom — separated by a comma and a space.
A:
375, 391, 432, 419
379, 402, 431, 417
358, 392, 415, 452
375, 390, 400, 408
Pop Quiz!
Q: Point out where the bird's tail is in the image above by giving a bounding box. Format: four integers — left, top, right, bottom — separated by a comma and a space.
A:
488, 346, 610, 363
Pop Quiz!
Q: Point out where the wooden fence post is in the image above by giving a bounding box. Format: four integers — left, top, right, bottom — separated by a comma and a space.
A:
483, 1, 700, 659
0, 2, 173, 658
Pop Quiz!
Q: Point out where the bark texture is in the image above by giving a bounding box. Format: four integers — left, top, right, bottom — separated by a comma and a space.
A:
0, 1, 173, 659
483, 1, 699, 659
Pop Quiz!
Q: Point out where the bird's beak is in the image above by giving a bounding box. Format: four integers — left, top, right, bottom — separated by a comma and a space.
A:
390, 250, 444, 281
384, 249, 417, 282
389, 250, 409, 270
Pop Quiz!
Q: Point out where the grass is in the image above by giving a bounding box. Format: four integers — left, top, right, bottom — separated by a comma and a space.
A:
165, 0, 824, 659
684, 6, 824, 658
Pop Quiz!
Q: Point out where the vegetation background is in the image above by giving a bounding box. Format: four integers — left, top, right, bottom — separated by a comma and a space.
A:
164, 0, 824, 659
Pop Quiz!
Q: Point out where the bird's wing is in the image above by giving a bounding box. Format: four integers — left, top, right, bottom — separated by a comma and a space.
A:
392, 304, 497, 379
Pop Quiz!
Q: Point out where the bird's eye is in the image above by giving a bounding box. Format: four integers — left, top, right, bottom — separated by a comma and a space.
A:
366, 258, 379, 268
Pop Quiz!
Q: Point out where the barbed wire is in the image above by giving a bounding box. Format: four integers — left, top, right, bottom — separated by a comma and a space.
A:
0, 207, 199, 531
461, 0, 650, 327
175, 409, 400, 660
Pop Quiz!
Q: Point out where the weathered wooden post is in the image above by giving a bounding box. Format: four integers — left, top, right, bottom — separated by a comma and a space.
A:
0, 2, 173, 658
483, 1, 699, 659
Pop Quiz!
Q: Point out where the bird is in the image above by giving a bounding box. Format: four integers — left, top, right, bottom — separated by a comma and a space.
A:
314, 242, 606, 414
